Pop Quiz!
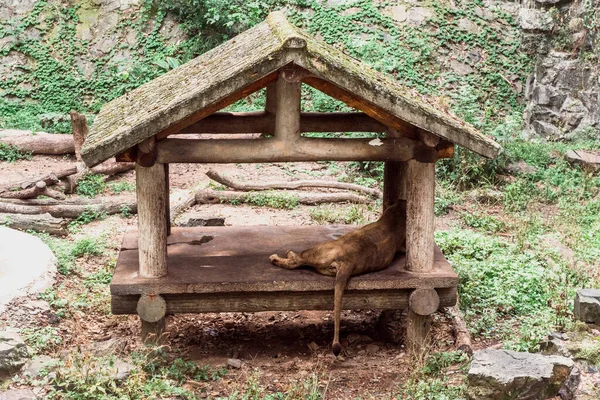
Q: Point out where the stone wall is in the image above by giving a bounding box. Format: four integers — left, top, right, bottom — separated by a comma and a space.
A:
521, 0, 599, 139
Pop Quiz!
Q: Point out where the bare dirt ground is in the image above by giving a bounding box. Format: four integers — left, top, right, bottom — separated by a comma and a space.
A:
0, 156, 477, 398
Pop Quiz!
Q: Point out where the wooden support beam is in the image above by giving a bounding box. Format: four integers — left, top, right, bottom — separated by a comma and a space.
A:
274, 66, 302, 141
137, 294, 167, 344
265, 83, 277, 115
303, 76, 418, 139
164, 164, 171, 237
156, 137, 444, 164
407, 310, 432, 356
136, 163, 168, 278
405, 160, 435, 273
111, 288, 457, 314
136, 137, 157, 168
177, 111, 388, 134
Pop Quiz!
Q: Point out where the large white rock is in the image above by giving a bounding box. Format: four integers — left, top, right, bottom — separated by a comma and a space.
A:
0, 227, 56, 314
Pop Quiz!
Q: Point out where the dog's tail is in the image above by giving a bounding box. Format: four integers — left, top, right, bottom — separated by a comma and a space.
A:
332, 265, 352, 356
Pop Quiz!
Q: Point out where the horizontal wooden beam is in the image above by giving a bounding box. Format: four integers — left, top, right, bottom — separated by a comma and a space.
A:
156, 137, 444, 164
112, 287, 457, 314
176, 111, 389, 134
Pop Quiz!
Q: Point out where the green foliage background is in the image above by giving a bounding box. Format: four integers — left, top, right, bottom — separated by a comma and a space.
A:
0, 0, 531, 135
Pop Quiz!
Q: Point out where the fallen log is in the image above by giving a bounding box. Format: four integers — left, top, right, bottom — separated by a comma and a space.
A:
0, 197, 137, 218
0, 166, 78, 192
195, 188, 370, 206
0, 132, 74, 155
206, 169, 382, 198
0, 212, 68, 236
445, 299, 473, 356
0, 181, 65, 200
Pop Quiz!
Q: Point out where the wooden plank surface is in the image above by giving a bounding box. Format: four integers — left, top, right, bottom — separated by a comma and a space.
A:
112, 226, 457, 295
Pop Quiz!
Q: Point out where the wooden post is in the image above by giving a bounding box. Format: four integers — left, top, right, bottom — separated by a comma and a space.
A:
274, 67, 302, 142
136, 162, 168, 278
164, 164, 171, 236
265, 83, 277, 115
405, 159, 435, 273
406, 310, 432, 355
137, 294, 167, 344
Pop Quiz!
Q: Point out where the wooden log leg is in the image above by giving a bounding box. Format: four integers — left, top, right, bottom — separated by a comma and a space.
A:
407, 288, 439, 356
165, 164, 171, 236
136, 162, 168, 278
137, 294, 167, 344
405, 160, 435, 273
407, 310, 432, 356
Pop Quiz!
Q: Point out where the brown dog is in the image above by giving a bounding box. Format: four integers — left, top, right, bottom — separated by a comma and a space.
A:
270, 200, 406, 356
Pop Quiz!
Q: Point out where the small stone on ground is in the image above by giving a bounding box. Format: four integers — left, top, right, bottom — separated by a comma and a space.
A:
574, 289, 600, 324
0, 330, 29, 377
0, 389, 37, 400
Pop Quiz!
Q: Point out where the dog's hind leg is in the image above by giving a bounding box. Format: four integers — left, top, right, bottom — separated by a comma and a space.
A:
269, 250, 304, 269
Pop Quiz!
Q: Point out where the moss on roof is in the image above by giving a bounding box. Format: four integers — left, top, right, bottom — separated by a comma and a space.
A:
82, 11, 501, 167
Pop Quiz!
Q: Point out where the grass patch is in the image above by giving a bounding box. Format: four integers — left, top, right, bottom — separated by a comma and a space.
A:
243, 191, 300, 210
0, 142, 31, 162
108, 181, 135, 194
76, 174, 106, 198
21, 326, 63, 355
309, 204, 368, 225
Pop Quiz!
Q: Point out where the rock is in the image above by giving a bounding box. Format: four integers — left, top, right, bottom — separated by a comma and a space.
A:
506, 161, 537, 175
407, 7, 434, 26
531, 120, 561, 138
540, 236, 575, 264
84, 338, 126, 356
565, 150, 600, 172
110, 358, 135, 381
519, 8, 554, 32
467, 188, 504, 204
558, 366, 580, 400
0, 227, 57, 314
365, 344, 379, 355
227, 358, 243, 369
21, 355, 57, 379
390, 5, 407, 23
0, 331, 29, 377
467, 349, 574, 400
457, 18, 481, 34
450, 60, 473, 76
0, 389, 37, 400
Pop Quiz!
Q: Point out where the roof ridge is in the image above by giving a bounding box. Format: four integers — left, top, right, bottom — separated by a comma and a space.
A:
266, 11, 307, 50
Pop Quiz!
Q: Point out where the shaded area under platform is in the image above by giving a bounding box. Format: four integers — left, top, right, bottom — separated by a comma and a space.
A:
111, 226, 458, 314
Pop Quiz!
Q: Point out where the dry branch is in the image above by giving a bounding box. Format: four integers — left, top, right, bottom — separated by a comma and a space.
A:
0, 181, 66, 200
446, 300, 472, 356
195, 188, 370, 205
0, 197, 137, 218
206, 169, 382, 198
0, 132, 74, 155
0, 212, 68, 236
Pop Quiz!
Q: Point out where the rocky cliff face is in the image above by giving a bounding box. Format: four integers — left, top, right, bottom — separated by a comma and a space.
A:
521, 0, 599, 139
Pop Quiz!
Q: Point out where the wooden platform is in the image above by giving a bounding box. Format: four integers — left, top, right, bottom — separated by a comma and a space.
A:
111, 226, 458, 314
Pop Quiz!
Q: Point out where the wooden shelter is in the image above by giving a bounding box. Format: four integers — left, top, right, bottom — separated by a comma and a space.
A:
81, 12, 501, 349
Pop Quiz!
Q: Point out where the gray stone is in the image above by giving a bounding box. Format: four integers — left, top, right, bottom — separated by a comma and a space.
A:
565, 150, 600, 172
519, 8, 554, 32
227, 358, 243, 369
407, 7, 434, 26
457, 18, 481, 34
0, 389, 37, 400
467, 188, 504, 204
390, 5, 407, 23
506, 161, 537, 175
84, 338, 126, 356
0, 331, 29, 377
450, 60, 473, 75
574, 289, 600, 324
21, 355, 57, 378
532, 120, 561, 138
558, 366, 580, 400
467, 349, 574, 400
110, 358, 134, 381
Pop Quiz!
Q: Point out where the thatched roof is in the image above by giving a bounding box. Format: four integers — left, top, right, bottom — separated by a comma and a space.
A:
81, 11, 501, 167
